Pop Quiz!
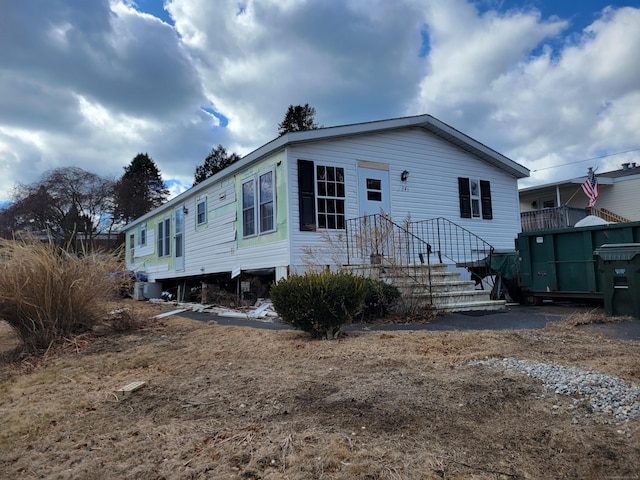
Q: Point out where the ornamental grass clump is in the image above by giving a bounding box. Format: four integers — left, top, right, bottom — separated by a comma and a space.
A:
270, 271, 368, 339
0, 238, 124, 352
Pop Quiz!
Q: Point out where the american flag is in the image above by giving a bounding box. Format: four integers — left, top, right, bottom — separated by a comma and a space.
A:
581, 168, 599, 207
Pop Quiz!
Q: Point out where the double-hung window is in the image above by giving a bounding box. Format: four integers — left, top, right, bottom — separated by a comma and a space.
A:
242, 170, 276, 238
138, 224, 147, 246
458, 177, 492, 220
157, 217, 171, 257
316, 165, 345, 229
259, 171, 274, 233
196, 198, 207, 226
242, 179, 256, 237
297, 160, 346, 231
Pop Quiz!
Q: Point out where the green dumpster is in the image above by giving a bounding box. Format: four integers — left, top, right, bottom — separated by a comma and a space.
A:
593, 243, 640, 318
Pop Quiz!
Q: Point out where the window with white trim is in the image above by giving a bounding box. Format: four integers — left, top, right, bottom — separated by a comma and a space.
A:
138, 224, 147, 246
458, 178, 492, 220
242, 179, 256, 237
196, 198, 207, 225
157, 217, 171, 257
259, 170, 274, 233
470, 179, 481, 218
316, 165, 345, 229
242, 169, 276, 238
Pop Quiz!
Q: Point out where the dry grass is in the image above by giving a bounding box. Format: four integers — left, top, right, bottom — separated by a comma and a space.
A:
564, 308, 633, 326
0, 301, 639, 479
0, 238, 125, 352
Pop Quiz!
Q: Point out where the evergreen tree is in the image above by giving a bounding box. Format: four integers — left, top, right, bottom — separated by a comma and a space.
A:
278, 104, 319, 135
193, 144, 241, 186
114, 153, 169, 223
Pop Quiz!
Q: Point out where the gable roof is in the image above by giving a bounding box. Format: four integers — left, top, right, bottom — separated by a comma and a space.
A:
127, 114, 529, 228
519, 163, 640, 194
248, 114, 530, 179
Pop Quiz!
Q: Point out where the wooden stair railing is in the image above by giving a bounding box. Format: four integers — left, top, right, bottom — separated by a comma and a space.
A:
588, 207, 631, 223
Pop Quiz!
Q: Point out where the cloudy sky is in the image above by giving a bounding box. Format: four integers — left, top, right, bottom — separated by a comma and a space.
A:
1, 0, 639, 202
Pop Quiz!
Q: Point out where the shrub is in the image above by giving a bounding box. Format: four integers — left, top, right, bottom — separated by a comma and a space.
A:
270, 271, 368, 339
361, 278, 401, 321
0, 238, 124, 352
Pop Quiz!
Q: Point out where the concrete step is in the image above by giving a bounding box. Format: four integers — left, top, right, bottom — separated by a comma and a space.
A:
343, 262, 501, 314
383, 270, 463, 284
433, 299, 506, 313
392, 279, 477, 294
345, 263, 451, 277
415, 289, 492, 306
383, 263, 451, 275
407, 289, 505, 313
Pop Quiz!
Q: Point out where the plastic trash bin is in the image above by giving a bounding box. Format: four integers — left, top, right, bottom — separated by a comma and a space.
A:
594, 243, 640, 317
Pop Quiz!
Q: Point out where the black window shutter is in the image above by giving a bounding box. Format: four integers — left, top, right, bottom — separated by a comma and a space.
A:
480, 180, 493, 220
298, 160, 316, 231
458, 177, 471, 218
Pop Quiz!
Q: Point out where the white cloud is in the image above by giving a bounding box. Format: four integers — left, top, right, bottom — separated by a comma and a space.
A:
0, 0, 216, 200
169, 0, 426, 147
411, 1, 640, 185
0, 0, 638, 203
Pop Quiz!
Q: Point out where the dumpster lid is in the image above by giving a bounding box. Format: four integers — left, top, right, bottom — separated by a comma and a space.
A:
594, 243, 640, 261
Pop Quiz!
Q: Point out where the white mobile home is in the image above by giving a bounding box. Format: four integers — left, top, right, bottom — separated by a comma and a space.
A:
124, 114, 529, 301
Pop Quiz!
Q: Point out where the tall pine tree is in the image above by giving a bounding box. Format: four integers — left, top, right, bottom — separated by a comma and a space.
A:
114, 153, 169, 223
278, 104, 319, 135
193, 144, 241, 185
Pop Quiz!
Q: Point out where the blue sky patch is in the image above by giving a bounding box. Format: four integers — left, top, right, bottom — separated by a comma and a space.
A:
202, 107, 229, 127
133, 0, 174, 26
419, 26, 430, 58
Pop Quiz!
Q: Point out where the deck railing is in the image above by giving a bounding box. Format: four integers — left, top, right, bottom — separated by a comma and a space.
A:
520, 206, 587, 232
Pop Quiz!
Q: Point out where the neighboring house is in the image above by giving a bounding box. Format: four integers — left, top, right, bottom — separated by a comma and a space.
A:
124, 114, 529, 295
519, 163, 640, 231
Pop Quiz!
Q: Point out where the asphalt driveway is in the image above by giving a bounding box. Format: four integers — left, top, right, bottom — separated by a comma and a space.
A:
176, 302, 640, 341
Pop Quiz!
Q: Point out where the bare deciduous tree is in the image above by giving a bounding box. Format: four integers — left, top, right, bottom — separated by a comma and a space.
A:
0, 167, 116, 249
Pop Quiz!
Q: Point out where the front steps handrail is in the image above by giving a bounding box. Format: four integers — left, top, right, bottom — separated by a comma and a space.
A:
345, 214, 434, 268
344, 214, 505, 310
345, 213, 436, 304
409, 217, 495, 285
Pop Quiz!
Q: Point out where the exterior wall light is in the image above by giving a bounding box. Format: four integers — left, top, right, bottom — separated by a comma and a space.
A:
401, 170, 409, 182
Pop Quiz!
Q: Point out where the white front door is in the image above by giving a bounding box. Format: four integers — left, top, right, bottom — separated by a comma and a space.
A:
174, 206, 185, 271
358, 165, 391, 217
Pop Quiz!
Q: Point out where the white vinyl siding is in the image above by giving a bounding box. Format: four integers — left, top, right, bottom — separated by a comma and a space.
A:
125, 120, 524, 283
288, 127, 521, 270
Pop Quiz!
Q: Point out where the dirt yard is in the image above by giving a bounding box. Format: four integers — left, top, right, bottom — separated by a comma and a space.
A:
1, 301, 639, 479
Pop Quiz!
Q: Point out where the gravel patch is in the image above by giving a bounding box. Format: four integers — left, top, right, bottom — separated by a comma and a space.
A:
469, 358, 640, 422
